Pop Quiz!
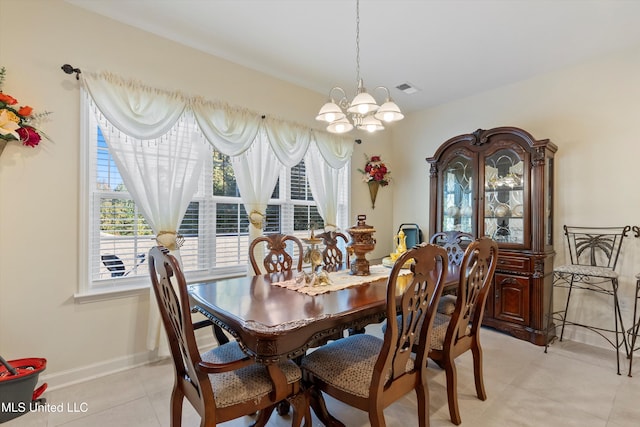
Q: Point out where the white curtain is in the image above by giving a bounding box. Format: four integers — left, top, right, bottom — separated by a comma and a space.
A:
231, 129, 281, 247
305, 132, 354, 230
305, 144, 341, 231
82, 74, 208, 352
191, 98, 261, 156
82, 72, 187, 139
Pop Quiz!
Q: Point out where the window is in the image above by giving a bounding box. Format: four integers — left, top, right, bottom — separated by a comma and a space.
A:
81, 102, 350, 293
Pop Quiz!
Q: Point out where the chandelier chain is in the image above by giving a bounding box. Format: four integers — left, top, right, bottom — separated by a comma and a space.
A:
355, 0, 360, 86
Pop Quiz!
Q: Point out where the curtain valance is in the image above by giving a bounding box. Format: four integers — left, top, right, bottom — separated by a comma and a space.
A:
81, 71, 354, 167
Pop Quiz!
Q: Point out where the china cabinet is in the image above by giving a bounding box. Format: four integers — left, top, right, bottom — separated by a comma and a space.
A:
427, 127, 557, 345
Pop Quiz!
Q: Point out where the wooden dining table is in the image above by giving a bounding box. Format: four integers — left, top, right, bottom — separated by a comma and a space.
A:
188, 262, 460, 362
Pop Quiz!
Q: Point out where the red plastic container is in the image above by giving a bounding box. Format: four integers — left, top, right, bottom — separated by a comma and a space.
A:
0, 357, 47, 423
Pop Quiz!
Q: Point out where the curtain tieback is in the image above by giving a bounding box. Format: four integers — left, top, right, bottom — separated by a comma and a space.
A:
249, 210, 265, 229
156, 231, 185, 251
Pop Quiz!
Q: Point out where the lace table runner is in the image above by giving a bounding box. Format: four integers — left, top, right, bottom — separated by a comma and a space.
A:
272, 264, 410, 296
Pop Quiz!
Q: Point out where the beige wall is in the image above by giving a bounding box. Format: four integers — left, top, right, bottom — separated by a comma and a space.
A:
1, 0, 638, 387
0, 0, 393, 386
392, 45, 640, 347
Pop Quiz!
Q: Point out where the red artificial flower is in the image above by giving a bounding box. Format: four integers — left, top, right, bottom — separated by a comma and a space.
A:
370, 156, 381, 162
18, 106, 33, 117
0, 92, 17, 105
17, 126, 42, 147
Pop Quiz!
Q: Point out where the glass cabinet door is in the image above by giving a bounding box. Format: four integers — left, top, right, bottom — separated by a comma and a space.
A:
441, 155, 473, 233
484, 149, 525, 244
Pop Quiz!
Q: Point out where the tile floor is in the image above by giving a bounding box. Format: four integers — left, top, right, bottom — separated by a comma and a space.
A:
5, 324, 640, 427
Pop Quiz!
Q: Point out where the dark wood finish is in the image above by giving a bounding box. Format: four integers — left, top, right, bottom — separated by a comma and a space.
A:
427, 126, 557, 345
316, 230, 350, 272
430, 231, 474, 266
148, 246, 309, 427
189, 265, 461, 365
428, 237, 499, 425
300, 244, 449, 427
249, 233, 304, 275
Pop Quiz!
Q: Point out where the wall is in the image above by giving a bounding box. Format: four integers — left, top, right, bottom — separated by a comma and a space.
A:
393, 44, 640, 348
0, 0, 394, 387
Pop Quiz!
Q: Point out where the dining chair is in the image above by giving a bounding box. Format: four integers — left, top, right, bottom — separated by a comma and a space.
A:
430, 231, 474, 315
148, 246, 310, 427
300, 243, 448, 427
249, 233, 304, 275
316, 230, 350, 272
428, 236, 498, 425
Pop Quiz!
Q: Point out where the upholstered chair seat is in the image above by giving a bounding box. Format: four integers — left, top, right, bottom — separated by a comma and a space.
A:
553, 264, 619, 279
301, 334, 414, 399
203, 341, 302, 408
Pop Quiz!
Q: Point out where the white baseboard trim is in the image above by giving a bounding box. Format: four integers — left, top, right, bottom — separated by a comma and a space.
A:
41, 337, 217, 391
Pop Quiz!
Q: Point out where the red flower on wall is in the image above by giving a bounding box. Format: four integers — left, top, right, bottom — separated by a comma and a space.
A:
359, 154, 391, 186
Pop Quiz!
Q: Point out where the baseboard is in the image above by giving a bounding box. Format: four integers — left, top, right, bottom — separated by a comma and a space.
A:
40, 337, 217, 391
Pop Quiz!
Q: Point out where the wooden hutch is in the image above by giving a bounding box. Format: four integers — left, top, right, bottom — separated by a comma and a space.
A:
427, 127, 557, 345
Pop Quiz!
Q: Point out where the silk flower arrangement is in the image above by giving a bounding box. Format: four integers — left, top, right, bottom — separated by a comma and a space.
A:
0, 67, 51, 154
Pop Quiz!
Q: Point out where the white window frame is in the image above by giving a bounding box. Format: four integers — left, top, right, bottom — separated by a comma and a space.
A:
77, 95, 350, 300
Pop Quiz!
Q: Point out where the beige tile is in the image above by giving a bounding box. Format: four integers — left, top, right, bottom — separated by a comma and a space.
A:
52, 397, 159, 427
23, 324, 640, 427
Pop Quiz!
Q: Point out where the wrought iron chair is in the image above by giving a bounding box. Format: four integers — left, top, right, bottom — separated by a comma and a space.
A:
627, 225, 640, 377
546, 225, 631, 375
428, 237, 498, 425
249, 233, 304, 275
430, 230, 474, 314
315, 230, 349, 272
148, 246, 310, 427
301, 244, 448, 427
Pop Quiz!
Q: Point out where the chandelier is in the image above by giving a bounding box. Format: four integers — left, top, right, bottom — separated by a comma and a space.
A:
315, 0, 404, 134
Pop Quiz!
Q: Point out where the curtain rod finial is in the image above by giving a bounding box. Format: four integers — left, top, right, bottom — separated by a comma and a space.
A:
61, 64, 81, 80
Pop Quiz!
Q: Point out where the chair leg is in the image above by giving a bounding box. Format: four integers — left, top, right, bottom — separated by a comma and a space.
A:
444, 355, 462, 425
415, 380, 430, 427
629, 280, 640, 377
368, 403, 386, 427
612, 278, 628, 376
471, 341, 487, 401
170, 387, 184, 427
309, 387, 345, 427
250, 404, 276, 427
288, 390, 312, 427
559, 276, 575, 342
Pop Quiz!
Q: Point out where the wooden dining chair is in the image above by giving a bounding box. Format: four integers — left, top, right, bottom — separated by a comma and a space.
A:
249, 233, 304, 275
430, 231, 474, 315
301, 243, 448, 427
148, 246, 310, 427
428, 236, 498, 425
316, 230, 350, 272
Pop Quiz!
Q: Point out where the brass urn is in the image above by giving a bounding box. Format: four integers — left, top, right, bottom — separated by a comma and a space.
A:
346, 215, 376, 276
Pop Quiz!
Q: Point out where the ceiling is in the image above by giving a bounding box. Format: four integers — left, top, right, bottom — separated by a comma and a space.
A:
66, 0, 640, 114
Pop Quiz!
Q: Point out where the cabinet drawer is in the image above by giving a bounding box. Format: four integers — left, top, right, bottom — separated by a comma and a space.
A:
496, 255, 530, 274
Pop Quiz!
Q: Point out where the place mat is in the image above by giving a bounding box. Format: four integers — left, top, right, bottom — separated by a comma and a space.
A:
272, 264, 410, 296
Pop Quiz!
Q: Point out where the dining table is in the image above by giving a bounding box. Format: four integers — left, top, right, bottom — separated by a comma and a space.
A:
188, 261, 460, 424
